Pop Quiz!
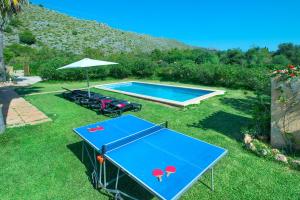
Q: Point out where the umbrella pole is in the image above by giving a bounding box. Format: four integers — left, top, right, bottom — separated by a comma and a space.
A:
86, 69, 90, 98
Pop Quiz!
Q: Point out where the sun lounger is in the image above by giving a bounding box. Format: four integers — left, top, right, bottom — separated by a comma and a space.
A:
101, 100, 142, 117
61, 87, 142, 117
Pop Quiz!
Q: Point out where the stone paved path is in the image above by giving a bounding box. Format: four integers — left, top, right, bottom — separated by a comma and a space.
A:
0, 87, 51, 127
14, 76, 42, 86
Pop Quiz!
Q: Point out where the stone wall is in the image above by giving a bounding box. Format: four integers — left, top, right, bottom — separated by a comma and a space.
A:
271, 77, 300, 151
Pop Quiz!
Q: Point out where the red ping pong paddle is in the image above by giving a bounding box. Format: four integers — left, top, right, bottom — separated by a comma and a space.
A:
88, 126, 104, 132
165, 166, 176, 177
152, 169, 164, 182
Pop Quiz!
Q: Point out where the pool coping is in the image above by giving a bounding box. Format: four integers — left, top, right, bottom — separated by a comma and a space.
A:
95, 81, 225, 107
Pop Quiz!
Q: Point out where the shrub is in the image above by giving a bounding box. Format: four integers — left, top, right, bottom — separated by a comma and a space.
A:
272, 55, 290, 66
38, 57, 83, 80
158, 66, 176, 81
221, 49, 246, 65
89, 67, 110, 80
9, 18, 22, 27
110, 65, 131, 79
251, 94, 271, 136
5, 44, 35, 56
132, 59, 157, 78
19, 30, 36, 45
83, 48, 104, 58
171, 61, 198, 82
157, 62, 268, 91
3, 48, 15, 63
72, 30, 78, 35
38, 64, 58, 80
195, 51, 219, 64
8, 56, 30, 70
37, 55, 113, 81
195, 64, 220, 85
4, 26, 13, 33
2, 46, 272, 92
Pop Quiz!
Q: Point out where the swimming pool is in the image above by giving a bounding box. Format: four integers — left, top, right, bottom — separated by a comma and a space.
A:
96, 81, 224, 106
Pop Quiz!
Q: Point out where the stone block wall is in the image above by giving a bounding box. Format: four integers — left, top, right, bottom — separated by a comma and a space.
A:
271, 78, 300, 150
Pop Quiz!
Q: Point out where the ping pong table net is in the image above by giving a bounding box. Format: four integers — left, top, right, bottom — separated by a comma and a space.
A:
102, 121, 168, 154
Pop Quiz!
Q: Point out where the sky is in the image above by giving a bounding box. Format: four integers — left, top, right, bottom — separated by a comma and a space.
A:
30, 0, 300, 51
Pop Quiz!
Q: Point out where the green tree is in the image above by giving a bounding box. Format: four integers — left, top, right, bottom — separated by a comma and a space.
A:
83, 48, 104, 59
164, 48, 186, 63
195, 50, 219, 64
272, 55, 290, 66
150, 49, 163, 61
3, 47, 15, 62
133, 59, 157, 77
221, 49, 246, 65
245, 47, 272, 67
276, 43, 300, 65
0, 0, 28, 81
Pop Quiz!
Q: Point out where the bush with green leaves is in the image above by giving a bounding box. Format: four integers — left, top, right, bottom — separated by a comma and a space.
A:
132, 59, 157, 78
72, 30, 78, 35
19, 30, 36, 45
158, 66, 176, 81
272, 55, 290, 66
3, 48, 15, 63
159, 61, 268, 91
4, 26, 13, 33
89, 68, 110, 80
3, 44, 271, 92
8, 56, 30, 70
5, 44, 36, 56
9, 17, 22, 27
276, 43, 300, 65
195, 51, 219, 64
110, 65, 131, 79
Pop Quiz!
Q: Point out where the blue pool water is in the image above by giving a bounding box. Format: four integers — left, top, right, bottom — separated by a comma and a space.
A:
102, 82, 213, 102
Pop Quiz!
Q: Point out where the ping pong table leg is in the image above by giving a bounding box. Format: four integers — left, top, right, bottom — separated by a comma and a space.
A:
84, 145, 98, 188
211, 167, 214, 191
100, 167, 139, 200
93, 149, 98, 188
104, 160, 107, 187
81, 141, 84, 162
115, 168, 120, 190
80, 141, 105, 189
99, 161, 102, 186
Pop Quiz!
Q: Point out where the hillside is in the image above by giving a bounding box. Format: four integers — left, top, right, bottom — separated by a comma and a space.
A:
4, 5, 190, 54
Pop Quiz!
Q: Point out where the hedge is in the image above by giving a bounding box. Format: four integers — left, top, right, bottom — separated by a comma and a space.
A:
37, 59, 268, 92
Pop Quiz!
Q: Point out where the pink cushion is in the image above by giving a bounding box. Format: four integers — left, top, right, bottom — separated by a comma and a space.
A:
101, 99, 112, 109
116, 103, 126, 108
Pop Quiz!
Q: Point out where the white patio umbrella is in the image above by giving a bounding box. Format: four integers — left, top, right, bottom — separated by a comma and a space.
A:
57, 58, 118, 97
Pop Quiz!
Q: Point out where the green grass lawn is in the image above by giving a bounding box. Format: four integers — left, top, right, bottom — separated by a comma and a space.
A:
1, 80, 300, 200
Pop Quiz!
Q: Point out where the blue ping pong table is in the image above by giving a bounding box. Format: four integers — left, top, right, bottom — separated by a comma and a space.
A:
74, 115, 227, 200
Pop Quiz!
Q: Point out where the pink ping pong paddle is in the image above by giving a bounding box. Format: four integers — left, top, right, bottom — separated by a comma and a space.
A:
165, 166, 176, 177
152, 169, 164, 182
